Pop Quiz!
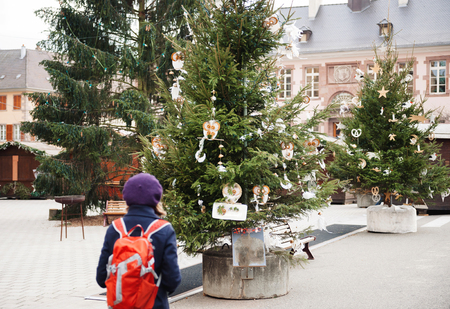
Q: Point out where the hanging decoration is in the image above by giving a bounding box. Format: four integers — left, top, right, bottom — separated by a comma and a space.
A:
281, 141, 294, 160
217, 144, 226, 172
252, 185, 270, 210
171, 52, 185, 70
152, 136, 166, 158
371, 186, 381, 203
389, 133, 396, 141
303, 138, 320, 154
263, 14, 280, 33
414, 144, 423, 154
195, 138, 206, 163
359, 158, 366, 169
408, 115, 427, 123
351, 129, 362, 138
280, 173, 293, 190
428, 132, 435, 141
276, 118, 286, 133
441, 189, 450, 202
222, 183, 242, 204
388, 114, 398, 122
378, 86, 389, 98
352, 96, 363, 108
429, 153, 437, 161
354, 69, 364, 82
203, 120, 220, 140
402, 100, 413, 109
303, 96, 311, 104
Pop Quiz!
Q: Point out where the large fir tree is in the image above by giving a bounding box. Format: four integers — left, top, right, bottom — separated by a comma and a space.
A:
329, 36, 450, 207
140, 0, 339, 254
21, 0, 194, 208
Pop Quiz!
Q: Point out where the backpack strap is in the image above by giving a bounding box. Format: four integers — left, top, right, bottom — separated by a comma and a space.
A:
144, 219, 170, 239
112, 218, 127, 238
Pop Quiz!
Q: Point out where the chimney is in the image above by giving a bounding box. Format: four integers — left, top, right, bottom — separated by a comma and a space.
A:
20, 44, 26, 59
309, 0, 322, 20
348, 0, 371, 12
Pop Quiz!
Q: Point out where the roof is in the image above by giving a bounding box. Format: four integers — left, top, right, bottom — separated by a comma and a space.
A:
0, 48, 53, 92
0, 141, 63, 156
281, 0, 450, 55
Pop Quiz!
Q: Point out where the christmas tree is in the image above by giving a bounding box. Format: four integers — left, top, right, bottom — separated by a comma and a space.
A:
140, 0, 339, 254
21, 0, 195, 208
329, 36, 450, 207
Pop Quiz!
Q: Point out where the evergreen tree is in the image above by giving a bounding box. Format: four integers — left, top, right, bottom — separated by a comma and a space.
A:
329, 36, 450, 207
21, 0, 194, 208
140, 0, 339, 254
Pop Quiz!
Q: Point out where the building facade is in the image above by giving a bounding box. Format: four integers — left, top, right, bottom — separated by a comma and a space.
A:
279, 0, 450, 137
0, 46, 53, 142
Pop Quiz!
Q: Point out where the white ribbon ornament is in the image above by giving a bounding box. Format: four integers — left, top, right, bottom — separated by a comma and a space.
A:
195, 138, 206, 163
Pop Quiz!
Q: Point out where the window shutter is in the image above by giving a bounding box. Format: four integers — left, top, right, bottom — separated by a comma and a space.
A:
6, 124, 13, 141
14, 95, 21, 110
0, 96, 6, 110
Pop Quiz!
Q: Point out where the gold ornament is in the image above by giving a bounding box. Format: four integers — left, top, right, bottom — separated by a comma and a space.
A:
371, 187, 379, 195
408, 115, 427, 123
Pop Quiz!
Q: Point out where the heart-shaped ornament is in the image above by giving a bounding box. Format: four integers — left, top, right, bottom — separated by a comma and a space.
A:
222, 183, 242, 204
203, 120, 220, 140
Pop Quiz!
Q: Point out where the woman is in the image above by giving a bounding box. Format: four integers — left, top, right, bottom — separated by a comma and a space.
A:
96, 173, 181, 308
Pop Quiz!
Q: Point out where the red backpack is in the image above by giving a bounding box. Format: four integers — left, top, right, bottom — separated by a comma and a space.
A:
105, 218, 170, 309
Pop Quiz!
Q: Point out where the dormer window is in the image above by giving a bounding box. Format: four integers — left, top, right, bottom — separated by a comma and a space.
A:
299, 26, 312, 43
377, 18, 393, 37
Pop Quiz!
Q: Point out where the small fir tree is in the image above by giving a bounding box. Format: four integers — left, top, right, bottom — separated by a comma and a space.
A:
21, 0, 195, 209
140, 0, 339, 254
329, 36, 450, 207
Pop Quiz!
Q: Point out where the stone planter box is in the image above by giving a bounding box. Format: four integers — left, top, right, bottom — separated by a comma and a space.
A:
203, 246, 289, 299
356, 193, 373, 208
367, 205, 417, 233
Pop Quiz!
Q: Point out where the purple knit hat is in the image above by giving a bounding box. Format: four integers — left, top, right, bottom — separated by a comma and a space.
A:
122, 173, 163, 207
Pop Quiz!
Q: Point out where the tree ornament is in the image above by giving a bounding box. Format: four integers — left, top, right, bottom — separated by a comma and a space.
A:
372, 62, 381, 74
408, 115, 427, 123
359, 158, 366, 169
263, 14, 280, 33
351, 128, 362, 138
389, 134, 396, 141
303, 96, 310, 104
280, 173, 293, 190
152, 136, 166, 158
195, 138, 206, 163
402, 100, 413, 109
171, 52, 185, 70
222, 183, 242, 203
414, 144, 424, 153
388, 114, 398, 122
203, 120, 220, 140
410, 134, 418, 145
252, 185, 270, 205
429, 153, 437, 161
371, 186, 381, 203
281, 141, 294, 160
354, 69, 364, 82
378, 86, 389, 98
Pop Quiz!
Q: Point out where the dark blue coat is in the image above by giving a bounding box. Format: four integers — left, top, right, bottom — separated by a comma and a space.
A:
96, 205, 181, 309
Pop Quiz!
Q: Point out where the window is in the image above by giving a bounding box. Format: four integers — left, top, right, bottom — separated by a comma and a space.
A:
13, 95, 21, 110
398, 62, 414, 93
0, 125, 5, 141
305, 67, 319, 98
430, 60, 446, 94
0, 96, 6, 110
13, 124, 21, 141
279, 69, 292, 99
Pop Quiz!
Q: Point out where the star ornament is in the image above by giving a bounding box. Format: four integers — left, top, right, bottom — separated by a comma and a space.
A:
408, 115, 427, 123
378, 86, 389, 98
372, 62, 381, 74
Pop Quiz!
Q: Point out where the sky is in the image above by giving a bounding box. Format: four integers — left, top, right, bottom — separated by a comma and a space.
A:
0, 0, 346, 51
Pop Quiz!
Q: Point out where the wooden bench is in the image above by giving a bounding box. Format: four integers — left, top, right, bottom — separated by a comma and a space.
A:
103, 201, 128, 227
270, 222, 317, 260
